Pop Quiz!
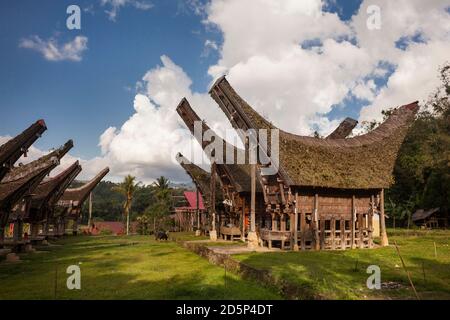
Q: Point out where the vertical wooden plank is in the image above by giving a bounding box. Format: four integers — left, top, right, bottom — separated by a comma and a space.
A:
301, 209, 306, 250
293, 192, 299, 251
331, 217, 336, 250
250, 163, 256, 233
358, 213, 364, 249
369, 195, 374, 248
340, 219, 345, 250
320, 219, 325, 249
351, 195, 356, 249
280, 213, 286, 231
380, 189, 389, 246
314, 194, 320, 250
210, 161, 216, 232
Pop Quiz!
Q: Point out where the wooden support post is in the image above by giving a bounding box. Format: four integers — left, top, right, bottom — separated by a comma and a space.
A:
331, 217, 336, 250
319, 219, 325, 249
358, 213, 364, 249
247, 163, 258, 248
210, 162, 217, 241
340, 219, 346, 250
351, 195, 356, 249
313, 194, 320, 250
88, 192, 93, 229
196, 188, 200, 230
280, 213, 286, 231
13, 220, 23, 242
379, 189, 389, 246
301, 209, 306, 250
369, 195, 374, 248
293, 192, 299, 251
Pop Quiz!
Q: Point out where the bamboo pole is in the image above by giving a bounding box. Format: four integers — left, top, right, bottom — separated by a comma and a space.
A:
394, 241, 420, 300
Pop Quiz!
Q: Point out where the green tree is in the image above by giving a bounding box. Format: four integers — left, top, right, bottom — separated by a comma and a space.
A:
146, 176, 173, 232
112, 175, 140, 235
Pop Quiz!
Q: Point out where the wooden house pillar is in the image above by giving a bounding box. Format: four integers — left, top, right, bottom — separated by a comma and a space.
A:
358, 212, 364, 249
313, 193, 320, 250
293, 192, 299, 251
331, 217, 336, 250
369, 195, 375, 248
247, 163, 258, 248
210, 162, 217, 241
13, 220, 23, 242
351, 195, 356, 249
340, 219, 346, 250
379, 189, 389, 246
300, 209, 306, 250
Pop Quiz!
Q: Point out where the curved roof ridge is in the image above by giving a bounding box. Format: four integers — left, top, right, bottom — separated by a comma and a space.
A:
64, 167, 109, 194
0, 119, 47, 180
279, 101, 418, 148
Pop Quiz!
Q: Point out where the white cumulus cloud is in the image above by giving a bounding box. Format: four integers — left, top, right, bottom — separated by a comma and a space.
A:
19, 35, 88, 62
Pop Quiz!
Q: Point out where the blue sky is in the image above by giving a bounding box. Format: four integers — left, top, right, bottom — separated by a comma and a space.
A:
1, 0, 448, 183
0, 0, 223, 159
0, 0, 364, 159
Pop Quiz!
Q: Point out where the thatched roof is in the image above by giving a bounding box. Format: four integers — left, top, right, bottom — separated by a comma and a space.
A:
412, 208, 440, 222
326, 117, 358, 139
210, 76, 419, 189
0, 120, 47, 181
176, 98, 261, 193
176, 152, 222, 207
58, 167, 110, 208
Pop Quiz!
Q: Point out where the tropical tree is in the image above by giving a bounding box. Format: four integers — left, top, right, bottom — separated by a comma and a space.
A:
146, 176, 172, 232
112, 175, 140, 235
153, 176, 170, 189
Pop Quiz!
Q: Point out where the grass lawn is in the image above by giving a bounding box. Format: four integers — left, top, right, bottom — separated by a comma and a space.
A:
0, 234, 281, 300
233, 229, 450, 299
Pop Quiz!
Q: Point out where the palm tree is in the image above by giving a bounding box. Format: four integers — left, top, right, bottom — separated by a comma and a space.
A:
153, 176, 170, 190
113, 175, 140, 235
149, 176, 171, 231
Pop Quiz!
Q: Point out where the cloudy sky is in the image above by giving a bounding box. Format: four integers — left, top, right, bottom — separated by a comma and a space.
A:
0, 0, 449, 184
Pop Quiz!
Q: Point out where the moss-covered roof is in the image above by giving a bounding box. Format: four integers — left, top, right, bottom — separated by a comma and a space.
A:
210, 76, 419, 189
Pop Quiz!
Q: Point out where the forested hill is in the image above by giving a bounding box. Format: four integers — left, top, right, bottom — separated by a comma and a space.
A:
69, 180, 193, 223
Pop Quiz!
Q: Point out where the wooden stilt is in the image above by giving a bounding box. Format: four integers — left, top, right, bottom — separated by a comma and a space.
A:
351, 195, 356, 249
313, 194, 320, 250
380, 189, 389, 246
331, 217, 336, 250
301, 209, 306, 250
293, 193, 299, 251
340, 219, 346, 250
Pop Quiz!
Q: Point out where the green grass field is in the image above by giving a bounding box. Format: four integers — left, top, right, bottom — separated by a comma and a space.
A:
0, 229, 449, 300
0, 234, 281, 300
234, 229, 450, 299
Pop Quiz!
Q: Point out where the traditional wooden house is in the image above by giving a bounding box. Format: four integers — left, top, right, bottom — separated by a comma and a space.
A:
0, 154, 59, 245
6, 140, 74, 241
176, 152, 222, 233
21, 161, 82, 240
0, 120, 47, 181
56, 167, 110, 235
173, 191, 207, 232
209, 76, 418, 250
412, 208, 448, 229
176, 98, 265, 240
